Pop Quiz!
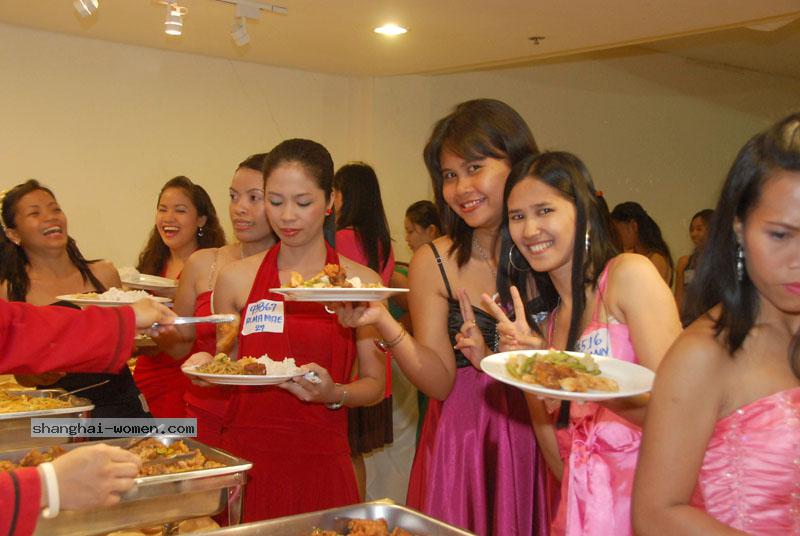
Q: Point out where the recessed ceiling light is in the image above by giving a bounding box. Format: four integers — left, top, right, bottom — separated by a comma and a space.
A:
374, 23, 407, 36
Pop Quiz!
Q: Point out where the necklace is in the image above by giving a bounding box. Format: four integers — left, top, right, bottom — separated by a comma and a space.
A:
472, 236, 497, 279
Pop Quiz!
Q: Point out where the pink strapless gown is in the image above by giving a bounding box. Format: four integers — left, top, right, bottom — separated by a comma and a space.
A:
690, 387, 800, 535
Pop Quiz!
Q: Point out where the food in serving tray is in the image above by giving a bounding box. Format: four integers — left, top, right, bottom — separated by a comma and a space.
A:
288, 264, 380, 289
195, 353, 303, 376
0, 391, 73, 413
308, 519, 420, 536
0, 440, 223, 477
505, 351, 619, 393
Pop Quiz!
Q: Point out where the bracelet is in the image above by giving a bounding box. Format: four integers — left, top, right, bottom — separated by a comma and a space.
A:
325, 384, 348, 410
39, 462, 60, 519
373, 327, 406, 352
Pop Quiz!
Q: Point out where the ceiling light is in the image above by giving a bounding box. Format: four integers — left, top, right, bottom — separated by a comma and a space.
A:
164, 3, 188, 36
73, 0, 99, 17
231, 17, 250, 46
374, 23, 407, 36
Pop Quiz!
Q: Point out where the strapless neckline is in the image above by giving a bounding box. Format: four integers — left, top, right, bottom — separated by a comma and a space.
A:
718, 385, 800, 423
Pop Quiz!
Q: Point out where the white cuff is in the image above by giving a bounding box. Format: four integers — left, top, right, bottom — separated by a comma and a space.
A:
39, 462, 60, 519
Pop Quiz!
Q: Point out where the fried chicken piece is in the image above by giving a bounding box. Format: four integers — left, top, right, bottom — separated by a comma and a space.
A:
216, 316, 240, 355
242, 362, 266, 375
529, 361, 576, 390
348, 518, 389, 536
324, 264, 349, 287
289, 271, 305, 288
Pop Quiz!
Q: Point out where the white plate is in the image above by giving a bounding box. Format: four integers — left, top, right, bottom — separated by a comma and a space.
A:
121, 274, 178, 291
269, 287, 409, 302
182, 365, 304, 386
56, 294, 173, 307
480, 350, 655, 402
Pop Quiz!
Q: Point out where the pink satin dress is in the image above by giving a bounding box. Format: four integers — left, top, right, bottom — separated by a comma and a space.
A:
690, 387, 800, 534
552, 261, 642, 536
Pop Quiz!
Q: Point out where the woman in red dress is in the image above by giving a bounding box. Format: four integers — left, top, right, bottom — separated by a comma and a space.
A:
133, 176, 225, 417
186, 139, 386, 522
157, 154, 276, 446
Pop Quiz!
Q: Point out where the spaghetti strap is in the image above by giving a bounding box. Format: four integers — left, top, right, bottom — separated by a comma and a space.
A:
207, 248, 221, 291
591, 260, 614, 323
428, 242, 454, 300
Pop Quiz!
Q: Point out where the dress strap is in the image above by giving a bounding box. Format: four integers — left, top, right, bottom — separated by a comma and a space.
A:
590, 260, 614, 323
206, 248, 221, 291
428, 242, 454, 300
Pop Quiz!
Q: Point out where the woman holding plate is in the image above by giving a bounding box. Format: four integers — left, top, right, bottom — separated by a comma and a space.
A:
467, 151, 681, 536
633, 114, 800, 534
133, 175, 225, 418
0, 179, 151, 418
184, 138, 385, 522
156, 153, 276, 446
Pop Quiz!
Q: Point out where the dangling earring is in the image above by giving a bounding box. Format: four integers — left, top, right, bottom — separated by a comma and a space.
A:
736, 244, 745, 281
325, 208, 332, 216
584, 229, 591, 256
197, 226, 205, 238
508, 244, 530, 272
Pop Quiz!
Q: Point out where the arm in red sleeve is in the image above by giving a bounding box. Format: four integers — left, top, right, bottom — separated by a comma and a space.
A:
0, 301, 136, 375
0, 467, 41, 536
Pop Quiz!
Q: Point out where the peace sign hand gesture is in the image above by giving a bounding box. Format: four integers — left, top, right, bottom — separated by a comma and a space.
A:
481, 286, 546, 351
453, 289, 490, 370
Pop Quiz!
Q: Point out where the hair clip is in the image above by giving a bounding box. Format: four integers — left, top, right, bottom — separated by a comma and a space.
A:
595, 190, 604, 198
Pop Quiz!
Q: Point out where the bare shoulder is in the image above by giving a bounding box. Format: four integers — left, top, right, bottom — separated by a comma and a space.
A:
410, 236, 452, 272
608, 252, 661, 284
217, 254, 262, 287
339, 255, 382, 286
187, 248, 218, 268
91, 260, 121, 287
676, 255, 689, 271
657, 311, 730, 388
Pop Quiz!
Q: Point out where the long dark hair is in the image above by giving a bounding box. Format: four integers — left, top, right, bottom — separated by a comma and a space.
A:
423, 99, 539, 267
611, 201, 674, 284
499, 152, 619, 350
685, 112, 800, 378
0, 179, 105, 302
405, 200, 442, 234
136, 176, 225, 276
262, 139, 336, 245
333, 162, 392, 273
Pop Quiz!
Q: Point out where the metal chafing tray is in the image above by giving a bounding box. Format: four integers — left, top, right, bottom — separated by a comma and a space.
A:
0, 389, 94, 450
201, 499, 476, 536
0, 436, 252, 535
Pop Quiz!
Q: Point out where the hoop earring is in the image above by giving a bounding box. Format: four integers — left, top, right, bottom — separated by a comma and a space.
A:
197, 226, 205, 238
584, 229, 591, 256
508, 244, 530, 272
736, 244, 745, 281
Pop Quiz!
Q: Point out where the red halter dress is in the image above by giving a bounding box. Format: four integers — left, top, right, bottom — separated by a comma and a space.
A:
219, 241, 359, 522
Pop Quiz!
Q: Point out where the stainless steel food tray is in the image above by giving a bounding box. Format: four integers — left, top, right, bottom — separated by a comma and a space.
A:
0, 436, 252, 535
202, 499, 476, 535
0, 389, 94, 450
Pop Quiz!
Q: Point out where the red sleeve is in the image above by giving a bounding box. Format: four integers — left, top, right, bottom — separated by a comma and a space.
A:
0, 301, 136, 375
0, 467, 41, 536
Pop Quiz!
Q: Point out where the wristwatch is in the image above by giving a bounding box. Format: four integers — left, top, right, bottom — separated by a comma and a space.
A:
325, 384, 347, 410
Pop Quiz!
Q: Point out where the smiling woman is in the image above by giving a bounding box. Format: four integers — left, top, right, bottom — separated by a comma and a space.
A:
0, 179, 152, 419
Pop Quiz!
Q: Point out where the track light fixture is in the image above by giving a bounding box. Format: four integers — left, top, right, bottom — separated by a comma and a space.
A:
163, 2, 187, 36
73, 0, 99, 18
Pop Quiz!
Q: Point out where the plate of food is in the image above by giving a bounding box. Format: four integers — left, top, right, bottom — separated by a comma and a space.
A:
270, 264, 408, 302
119, 267, 177, 291
182, 353, 306, 386
480, 349, 655, 401
57, 287, 172, 307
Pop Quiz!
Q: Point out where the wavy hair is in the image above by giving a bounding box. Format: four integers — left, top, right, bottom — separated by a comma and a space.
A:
685, 112, 800, 378
0, 179, 105, 302
423, 99, 538, 267
136, 176, 225, 276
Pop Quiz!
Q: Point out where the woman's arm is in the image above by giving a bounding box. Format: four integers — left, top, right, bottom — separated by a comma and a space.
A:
525, 393, 564, 480
632, 328, 744, 535
604, 254, 682, 424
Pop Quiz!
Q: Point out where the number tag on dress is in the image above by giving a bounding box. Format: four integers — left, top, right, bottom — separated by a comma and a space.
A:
241, 299, 284, 335
576, 327, 610, 356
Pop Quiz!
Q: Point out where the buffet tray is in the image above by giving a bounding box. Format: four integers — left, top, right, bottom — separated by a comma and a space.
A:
0, 389, 94, 450
202, 499, 476, 536
0, 436, 252, 535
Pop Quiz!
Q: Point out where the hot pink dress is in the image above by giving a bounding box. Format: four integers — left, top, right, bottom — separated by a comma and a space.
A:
690, 387, 800, 534
551, 260, 641, 536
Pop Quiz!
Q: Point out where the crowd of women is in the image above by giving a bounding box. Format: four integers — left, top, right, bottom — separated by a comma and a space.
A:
0, 98, 797, 536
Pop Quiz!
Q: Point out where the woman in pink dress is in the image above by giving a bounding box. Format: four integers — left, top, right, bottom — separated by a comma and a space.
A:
465, 151, 681, 535
633, 113, 800, 535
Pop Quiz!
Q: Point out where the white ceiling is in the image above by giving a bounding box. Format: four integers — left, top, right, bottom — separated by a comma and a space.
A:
0, 0, 798, 78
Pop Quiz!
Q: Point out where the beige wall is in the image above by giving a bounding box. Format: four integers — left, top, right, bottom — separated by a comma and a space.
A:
1, 23, 798, 269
